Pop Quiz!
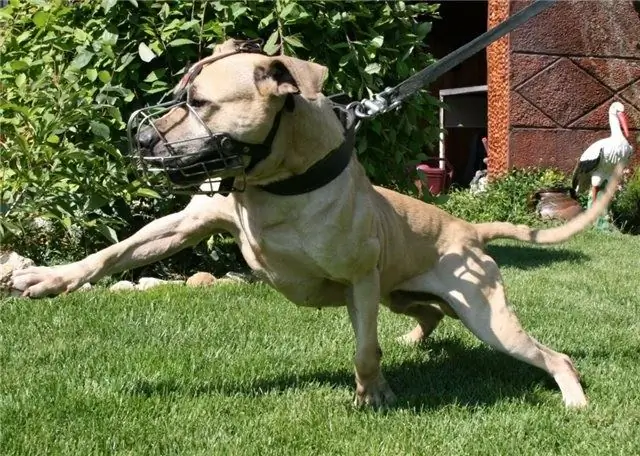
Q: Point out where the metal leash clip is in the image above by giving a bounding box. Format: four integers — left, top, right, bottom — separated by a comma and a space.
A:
350, 87, 402, 120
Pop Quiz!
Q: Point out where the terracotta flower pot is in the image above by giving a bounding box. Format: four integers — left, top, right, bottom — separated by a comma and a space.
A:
530, 187, 583, 221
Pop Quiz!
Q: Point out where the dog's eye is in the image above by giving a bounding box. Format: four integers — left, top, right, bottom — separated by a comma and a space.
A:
189, 98, 207, 108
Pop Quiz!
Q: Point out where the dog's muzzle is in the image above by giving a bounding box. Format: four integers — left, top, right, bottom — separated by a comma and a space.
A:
127, 97, 285, 195
126, 38, 276, 195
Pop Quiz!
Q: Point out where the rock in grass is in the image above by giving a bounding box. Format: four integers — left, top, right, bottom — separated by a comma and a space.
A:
0, 250, 35, 284
186, 272, 216, 287
109, 280, 136, 292
136, 277, 183, 290
224, 271, 260, 284
136, 277, 166, 291
0, 250, 35, 294
78, 282, 93, 291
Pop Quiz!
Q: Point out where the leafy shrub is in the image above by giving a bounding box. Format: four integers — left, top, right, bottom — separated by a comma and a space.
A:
440, 167, 569, 225
612, 167, 640, 235
611, 132, 640, 235
0, 0, 162, 257
1, 0, 441, 273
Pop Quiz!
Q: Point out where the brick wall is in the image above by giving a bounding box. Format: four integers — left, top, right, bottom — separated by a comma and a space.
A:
487, 0, 640, 175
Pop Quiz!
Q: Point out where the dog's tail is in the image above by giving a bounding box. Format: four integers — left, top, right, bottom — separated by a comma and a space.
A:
474, 162, 624, 245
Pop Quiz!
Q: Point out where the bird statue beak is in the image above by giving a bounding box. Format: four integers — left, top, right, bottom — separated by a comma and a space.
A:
617, 111, 630, 138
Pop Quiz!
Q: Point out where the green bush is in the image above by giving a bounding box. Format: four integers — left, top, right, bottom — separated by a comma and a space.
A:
1, 0, 441, 271
440, 167, 570, 225
612, 166, 640, 235
0, 0, 163, 256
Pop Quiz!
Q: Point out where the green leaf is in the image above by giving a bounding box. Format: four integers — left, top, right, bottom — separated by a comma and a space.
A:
116, 53, 135, 72
283, 35, 305, 48
32, 11, 49, 28
211, 1, 226, 12
70, 49, 94, 70
74, 29, 89, 43
135, 188, 161, 199
370, 36, 384, 48
167, 38, 196, 47
10, 60, 29, 71
138, 42, 156, 62
90, 121, 110, 139
98, 71, 111, 83
263, 31, 280, 55
16, 31, 31, 44
296, 7, 310, 20
86, 193, 109, 211
143, 68, 166, 83
279, 2, 296, 19
338, 54, 352, 68
127, 0, 139, 6
416, 21, 432, 39
15, 73, 26, 88
258, 12, 274, 29
46, 134, 60, 144
149, 42, 163, 56
100, 30, 119, 46
103, 85, 131, 97
101, 0, 117, 13
364, 63, 381, 74
86, 68, 98, 82
107, 107, 122, 123
96, 225, 119, 244
230, 4, 248, 19
179, 20, 200, 31
159, 2, 170, 20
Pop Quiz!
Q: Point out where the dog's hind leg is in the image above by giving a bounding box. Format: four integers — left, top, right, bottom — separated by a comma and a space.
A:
347, 269, 396, 408
398, 247, 587, 408
387, 290, 446, 345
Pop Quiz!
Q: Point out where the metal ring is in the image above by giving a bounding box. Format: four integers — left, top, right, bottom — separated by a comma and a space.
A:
346, 101, 369, 119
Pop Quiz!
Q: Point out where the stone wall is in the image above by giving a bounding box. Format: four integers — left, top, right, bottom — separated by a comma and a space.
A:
487, 0, 640, 176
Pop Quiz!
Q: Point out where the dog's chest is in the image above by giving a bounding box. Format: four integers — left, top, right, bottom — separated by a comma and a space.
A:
232, 191, 380, 305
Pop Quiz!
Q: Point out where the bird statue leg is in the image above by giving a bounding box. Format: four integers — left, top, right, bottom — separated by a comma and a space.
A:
589, 182, 613, 232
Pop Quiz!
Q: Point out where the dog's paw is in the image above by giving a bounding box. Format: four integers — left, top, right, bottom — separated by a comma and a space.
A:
396, 325, 426, 346
564, 395, 588, 409
354, 375, 397, 409
10, 264, 84, 298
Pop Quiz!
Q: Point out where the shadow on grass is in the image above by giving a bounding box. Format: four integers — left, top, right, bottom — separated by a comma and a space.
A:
486, 244, 590, 270
125, 339, 559, 411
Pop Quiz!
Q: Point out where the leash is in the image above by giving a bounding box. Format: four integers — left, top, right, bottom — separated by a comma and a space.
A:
348, 0, 557, 122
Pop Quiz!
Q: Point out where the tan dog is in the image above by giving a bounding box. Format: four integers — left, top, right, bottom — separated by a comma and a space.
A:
11, 40, 624, 409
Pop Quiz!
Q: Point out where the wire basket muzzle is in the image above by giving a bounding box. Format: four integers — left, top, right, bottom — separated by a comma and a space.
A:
126, 100, 248, 193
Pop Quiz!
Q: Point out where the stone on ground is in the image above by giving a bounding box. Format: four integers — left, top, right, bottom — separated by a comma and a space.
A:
186, 272, 217, 287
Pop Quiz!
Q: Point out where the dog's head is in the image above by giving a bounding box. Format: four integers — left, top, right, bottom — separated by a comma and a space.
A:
131, 39, 344, 190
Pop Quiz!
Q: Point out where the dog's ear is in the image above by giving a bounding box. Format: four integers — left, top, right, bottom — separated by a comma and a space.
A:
254, 56, 328, 100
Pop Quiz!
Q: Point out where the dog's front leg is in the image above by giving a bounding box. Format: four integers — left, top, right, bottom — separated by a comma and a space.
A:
347, 269, 396, 408
11, 195, 232, 298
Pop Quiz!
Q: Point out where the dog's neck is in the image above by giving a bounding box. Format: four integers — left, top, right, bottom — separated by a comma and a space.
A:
244, 95, 346, 187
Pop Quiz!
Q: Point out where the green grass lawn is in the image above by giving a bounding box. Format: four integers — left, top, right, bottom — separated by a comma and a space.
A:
1, 230, 639, 455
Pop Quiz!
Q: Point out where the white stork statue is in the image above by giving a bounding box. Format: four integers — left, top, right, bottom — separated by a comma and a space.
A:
572, 101, 633, 202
